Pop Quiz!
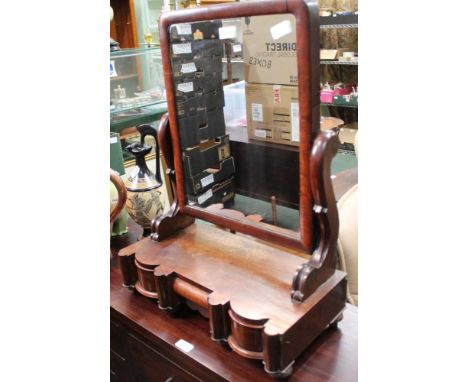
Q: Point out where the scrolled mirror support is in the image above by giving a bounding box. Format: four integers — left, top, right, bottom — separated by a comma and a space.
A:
151, 114, 195, 242
291, 130, 340, 302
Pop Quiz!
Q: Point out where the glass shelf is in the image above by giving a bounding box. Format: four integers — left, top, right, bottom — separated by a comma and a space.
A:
321, 102, 358, 108
320, 14, 358, 29
110, 102, 168, 133
110, 98, 166, 115
110, 46, 161, 58
320, 60, 358, 65
110, 46, 166, 116
110, 74, 138, 81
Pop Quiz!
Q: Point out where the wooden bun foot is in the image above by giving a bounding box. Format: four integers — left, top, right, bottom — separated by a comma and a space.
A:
264, 361, 294, 379
329, 311, 344, 329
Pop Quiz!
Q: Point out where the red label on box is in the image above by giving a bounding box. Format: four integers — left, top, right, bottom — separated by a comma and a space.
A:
273, 85, 281, 104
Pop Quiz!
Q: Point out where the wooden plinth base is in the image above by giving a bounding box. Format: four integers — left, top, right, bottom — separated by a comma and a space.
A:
119, 221, 346, 377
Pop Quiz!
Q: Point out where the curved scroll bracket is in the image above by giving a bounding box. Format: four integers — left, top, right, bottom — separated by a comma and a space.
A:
150, 113, 194, 241
291, 131, 341, 302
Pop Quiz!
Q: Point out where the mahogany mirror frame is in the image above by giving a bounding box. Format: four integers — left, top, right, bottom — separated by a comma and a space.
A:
159, 0, 320, 253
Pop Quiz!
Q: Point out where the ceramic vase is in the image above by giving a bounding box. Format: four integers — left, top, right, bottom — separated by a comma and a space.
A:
125, 143, 164, 237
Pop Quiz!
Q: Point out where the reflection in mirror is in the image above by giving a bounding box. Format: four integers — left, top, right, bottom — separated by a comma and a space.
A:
169, 15, 304, 234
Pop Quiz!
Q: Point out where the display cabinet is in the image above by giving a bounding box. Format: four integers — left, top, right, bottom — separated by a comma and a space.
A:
133, 0, 164, 47
319, 10, 358, 150
110, 46, 168, 172
110, 47, 166, 118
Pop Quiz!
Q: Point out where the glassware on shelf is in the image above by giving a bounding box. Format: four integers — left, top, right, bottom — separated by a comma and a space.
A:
113, 85, 127, 100
110, 47, 166, 115
144, 31, 153, 47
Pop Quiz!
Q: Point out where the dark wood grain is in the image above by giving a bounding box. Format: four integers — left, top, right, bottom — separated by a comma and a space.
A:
110, 2, 355, 378
119, 218, 346, 375
111, 258, 357, 381
292, 130, 341, 301
151, 114, 195, 242
110, 163, 357, 381
110, 153, 358, 379
111, 218, 142, 258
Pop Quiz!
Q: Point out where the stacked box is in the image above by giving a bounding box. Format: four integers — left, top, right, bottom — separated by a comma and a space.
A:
242, 14, 300, 147
185, 157, 236, 195
182, 135, 231, 179
174, 72, 223, 98
172, 56, 223, 79
176, 89, 225, 118
170, 21, 235, 206
170, 40, 224, 60
187, 177, 235, 207
245, 83, 300, 147
182, 135, 235, 202
169, 21, 223, 43
178, 109, 226, 150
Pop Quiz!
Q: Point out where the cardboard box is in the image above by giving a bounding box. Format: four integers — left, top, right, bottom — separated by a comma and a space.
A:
169, 20, 222, 42
320, 49, 350, 60
245, 83, 299, 147
176, 89, 225, 118
170, 39, 223, 60
176, 93, 204, 118
187, 177, 235, 207
172, 56, 222, 79
174, 72, 223, 99
183, 134, 231, 177
178, 108, 226, 150
185, 156, 236, 195
242, 14, 297, 85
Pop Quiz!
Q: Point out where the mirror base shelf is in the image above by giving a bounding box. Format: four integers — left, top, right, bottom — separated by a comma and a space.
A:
118, 221, 346, 377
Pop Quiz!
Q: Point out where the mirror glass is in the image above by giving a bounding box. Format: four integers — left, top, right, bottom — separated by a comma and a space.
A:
169, 15, 307, 234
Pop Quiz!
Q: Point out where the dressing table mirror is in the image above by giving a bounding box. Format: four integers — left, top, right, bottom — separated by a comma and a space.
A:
118, 0, 347, 378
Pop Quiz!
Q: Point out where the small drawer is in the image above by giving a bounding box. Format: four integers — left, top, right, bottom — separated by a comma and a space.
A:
128, 334, 199, 382
110, 350, 128, 382
110, 319, 127, 358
